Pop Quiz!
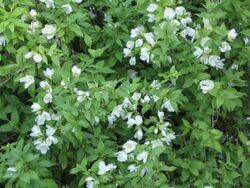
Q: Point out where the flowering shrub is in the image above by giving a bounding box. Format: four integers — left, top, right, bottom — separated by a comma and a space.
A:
1, 0, 250, 187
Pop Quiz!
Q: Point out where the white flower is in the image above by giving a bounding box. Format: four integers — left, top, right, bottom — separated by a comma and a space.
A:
31, 103, 41, 112
219, 41, 231, 52
201, 37, 210, 47
199, 80, 214, 93
41, 24, 56, 40
243, 37, 249, 45
20, 75, 34, 89
33, 53, 42, 63
72, 65, 81, 76
34, 139, 50, 154
77, 90, 90, 102
30, 125, 41, 137
171, 19, 181, 27
134, 128, 143, 140
40, 0, 55, 9
126, 41, 134, 49
108, 115, 116, 125
204, 186, 213, 188
180, 27, 196, 41
208, 55, 225, 69
6, 167, 16, 177
43, 68, 54, 79
158, 111, 164, 120
44, 92, 53, 104
180, 17, 192, 26
130, 26, 144, 38
51, 114, 61, 121
62, 4, 73, 14
27, 21, 39, 35
45, 125, 56, 136
203, 18, 212, 29
98, 161, 116, 175
127, 164, 138, 172
35, 111, 51, 125
175, 6, 186, 16
165, 132, 176, 145
203, 47, 212, 54
140, 47, 150, 63
151, 139, 163, 149
123, 140, 137, 153
0, 36, 6, 46
147, 14, 156, 22
200, 55, 209, 65
121, 98, 131, 108
161, 100, 175, 112
129, 57, 136, 65
231, 63, 238, 70
30, 9, 37, 17
194, 47, 203, 58
95, 116, 100, 124
135, 39, 143, 47
21, 14, 27, 21
117, 151, 128, 162
152, 95, 159, 102
158, 122, 170, 137
123, 48, 132, 57
111, 105, 124, 118
132, 92, 141, 101
136, 151, 148, 163
40, 81, 50, 90
164, 7, 176, 20
135, 115, 143, 125
25, 51, 33, 59
74, 0, 83, 3
147, 4, 158, 12
7, 167, 16, 173
228, 29, 238, 41
141, 95, 150, 103
46, 135, 58, 145
85, 177, 94, 188
144, 32, 155, 45
127, 115, 143, 127
151, 80, 161, 89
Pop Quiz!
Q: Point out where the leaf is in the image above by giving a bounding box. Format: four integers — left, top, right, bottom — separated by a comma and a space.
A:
241, 29, 250, 37
70, 24, 83, 37
20, 172, 30, 184
0, 64, 20, 76
242, 160, 250, 177
10, 7, 25, 18
84, 34, 92, 47
38, 160, 54, 167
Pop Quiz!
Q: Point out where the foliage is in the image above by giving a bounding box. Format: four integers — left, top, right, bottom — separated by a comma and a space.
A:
0, 0, 250, 187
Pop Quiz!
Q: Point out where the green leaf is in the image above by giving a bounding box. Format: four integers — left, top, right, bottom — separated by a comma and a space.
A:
0, 64, 20, 76
242, 160, 250, 177
84, 34, 92, 47
70, 24, 83, 37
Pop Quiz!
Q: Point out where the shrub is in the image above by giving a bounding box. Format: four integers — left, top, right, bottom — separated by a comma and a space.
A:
0, 0, 250, 187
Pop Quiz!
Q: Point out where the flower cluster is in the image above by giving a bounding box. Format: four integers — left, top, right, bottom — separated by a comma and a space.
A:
193, 28, 237, 70
25, 51, 43, 63
19, 75, 35, 89
123, 3, 196, 65
123, 26, 156, 65
30, 125, 58, 154
98, 161, 117, 175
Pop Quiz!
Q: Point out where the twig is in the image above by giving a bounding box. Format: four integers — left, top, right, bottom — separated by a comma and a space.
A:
0, 134, 17, 146
0, 68, 25, 87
